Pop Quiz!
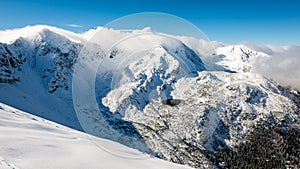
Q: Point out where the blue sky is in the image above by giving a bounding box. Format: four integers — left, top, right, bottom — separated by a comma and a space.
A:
0, 0, 299, 45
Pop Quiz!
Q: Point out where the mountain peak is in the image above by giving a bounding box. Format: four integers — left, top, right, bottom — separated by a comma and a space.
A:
0, 25, 86, 44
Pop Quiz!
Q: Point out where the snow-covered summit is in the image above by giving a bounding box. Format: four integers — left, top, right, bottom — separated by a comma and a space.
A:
0, 25, 87, 44
212, 44, 269, 72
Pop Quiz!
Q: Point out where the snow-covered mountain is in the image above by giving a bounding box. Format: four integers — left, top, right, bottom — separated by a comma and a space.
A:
0, 26, 82, 129
0, 25, 299, 169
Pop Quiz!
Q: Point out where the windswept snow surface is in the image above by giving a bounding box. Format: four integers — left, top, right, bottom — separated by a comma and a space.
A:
0, 103, 191, 169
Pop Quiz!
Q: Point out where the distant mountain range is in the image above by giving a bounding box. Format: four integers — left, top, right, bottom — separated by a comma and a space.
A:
0, 25, 299, 169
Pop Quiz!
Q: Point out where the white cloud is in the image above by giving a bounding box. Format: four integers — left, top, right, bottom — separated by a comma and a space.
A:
65, 24, 83, 28
254, 46, 300, 90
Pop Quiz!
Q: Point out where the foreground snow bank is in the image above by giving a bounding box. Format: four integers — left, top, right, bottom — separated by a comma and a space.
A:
0, 103, 191, 169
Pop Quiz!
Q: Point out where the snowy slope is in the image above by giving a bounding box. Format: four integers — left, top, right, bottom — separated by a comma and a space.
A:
0, 102, 192, 169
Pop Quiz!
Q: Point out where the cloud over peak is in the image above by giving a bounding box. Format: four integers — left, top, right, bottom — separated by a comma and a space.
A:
65, 24, 83, 28
254, 46, 300, 90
